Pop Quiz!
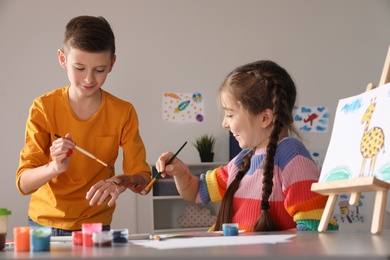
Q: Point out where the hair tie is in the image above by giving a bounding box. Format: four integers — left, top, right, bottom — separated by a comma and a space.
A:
236, 171, 245, 180
261, 200, 270, 211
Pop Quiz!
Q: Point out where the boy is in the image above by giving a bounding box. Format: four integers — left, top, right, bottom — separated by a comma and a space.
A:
16, 15, 151, 236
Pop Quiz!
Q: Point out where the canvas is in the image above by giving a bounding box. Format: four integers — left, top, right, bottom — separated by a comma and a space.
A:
320, 82, 390, 183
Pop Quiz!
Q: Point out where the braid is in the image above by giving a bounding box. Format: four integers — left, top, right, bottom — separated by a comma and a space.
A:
253, 77, 290, 231
214, 148, 255, 231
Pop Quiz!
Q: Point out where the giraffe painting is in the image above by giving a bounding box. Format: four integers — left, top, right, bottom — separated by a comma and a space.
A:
359, 97, 385, 177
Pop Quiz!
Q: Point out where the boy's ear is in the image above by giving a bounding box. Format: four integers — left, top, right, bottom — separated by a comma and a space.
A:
57, 49, 67, 69
261, 108, 274, 128
108, 54, 116, 73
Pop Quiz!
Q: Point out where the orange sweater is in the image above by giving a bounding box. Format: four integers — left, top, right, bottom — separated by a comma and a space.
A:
16, 86, 151, 230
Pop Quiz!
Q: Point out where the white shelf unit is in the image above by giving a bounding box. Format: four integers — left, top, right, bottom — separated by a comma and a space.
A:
136, 162, 227, 234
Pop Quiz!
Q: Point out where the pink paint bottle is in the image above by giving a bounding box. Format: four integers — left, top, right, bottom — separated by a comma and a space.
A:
82, 223, 102, 247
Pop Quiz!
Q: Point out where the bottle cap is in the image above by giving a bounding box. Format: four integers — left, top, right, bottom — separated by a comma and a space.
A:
0, 208, 11, 216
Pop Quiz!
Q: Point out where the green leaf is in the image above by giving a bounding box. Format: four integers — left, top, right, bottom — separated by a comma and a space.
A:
192, 134, 216, 153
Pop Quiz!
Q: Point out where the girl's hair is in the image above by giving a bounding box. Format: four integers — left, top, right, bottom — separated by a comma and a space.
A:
214, 60, 298, 231
63, 15, 115, 58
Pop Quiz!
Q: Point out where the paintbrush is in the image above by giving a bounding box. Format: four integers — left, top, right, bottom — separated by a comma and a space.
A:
141, 141, 187, 194
54, 134, 114, 171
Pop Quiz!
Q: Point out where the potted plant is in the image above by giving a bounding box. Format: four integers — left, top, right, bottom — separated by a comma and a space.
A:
193, 134, 216, 162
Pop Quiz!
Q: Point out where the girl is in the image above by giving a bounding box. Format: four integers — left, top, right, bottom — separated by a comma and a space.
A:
155, 60, 338, 232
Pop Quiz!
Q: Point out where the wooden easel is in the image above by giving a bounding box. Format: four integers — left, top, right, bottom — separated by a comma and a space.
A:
311, 45, 390, 235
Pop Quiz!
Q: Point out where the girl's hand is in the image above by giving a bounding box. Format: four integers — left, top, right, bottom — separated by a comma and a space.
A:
155, 151, 197, 202
155, 151, 188, 178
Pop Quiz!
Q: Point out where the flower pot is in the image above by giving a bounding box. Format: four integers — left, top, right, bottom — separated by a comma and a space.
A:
199, 152, 214, 162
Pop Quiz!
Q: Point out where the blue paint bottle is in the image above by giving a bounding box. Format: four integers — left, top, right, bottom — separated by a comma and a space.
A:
222, 223, 239, 236
30, 226, 51, 252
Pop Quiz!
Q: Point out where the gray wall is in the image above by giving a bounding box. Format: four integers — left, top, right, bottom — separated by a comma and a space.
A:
1, 0, 390, 237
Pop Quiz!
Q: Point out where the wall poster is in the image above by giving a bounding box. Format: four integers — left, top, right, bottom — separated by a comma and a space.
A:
162, 92, 204, 123
293, 105, 329, 133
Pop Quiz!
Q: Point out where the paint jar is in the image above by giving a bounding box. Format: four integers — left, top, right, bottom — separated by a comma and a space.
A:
222, 223, 239, 236
111, 228, 128, 244
14, 227, 30, 252
72, 231, 83, 246
0, 208, 11, 250
92, 231, 112, 247
82, 223, 102, 247
30, 226, 51, 252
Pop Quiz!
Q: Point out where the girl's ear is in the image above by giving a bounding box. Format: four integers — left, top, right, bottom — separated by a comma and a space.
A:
261, 108, 274, 128
57, 49, 67, 69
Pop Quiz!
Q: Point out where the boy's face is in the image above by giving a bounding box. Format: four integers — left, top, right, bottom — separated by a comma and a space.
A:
58, 48, 116, 97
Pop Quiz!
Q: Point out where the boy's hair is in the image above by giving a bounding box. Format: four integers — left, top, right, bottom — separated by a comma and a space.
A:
215, 60, 298, 231
63, 15, 115, 58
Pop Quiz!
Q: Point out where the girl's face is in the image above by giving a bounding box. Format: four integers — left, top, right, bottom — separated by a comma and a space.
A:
58, 47, 116, 98
221, 92, 273, 149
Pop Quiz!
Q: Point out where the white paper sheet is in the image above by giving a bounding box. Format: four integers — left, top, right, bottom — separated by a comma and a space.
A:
130, 234, 296, 250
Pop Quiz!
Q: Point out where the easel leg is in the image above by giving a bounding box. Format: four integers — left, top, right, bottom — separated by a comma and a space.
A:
349, 192, 360, 206
371, 190, 387, 235
318, 194, 338, 232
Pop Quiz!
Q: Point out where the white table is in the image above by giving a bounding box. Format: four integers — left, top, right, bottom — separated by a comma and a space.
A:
1, 229, 390, 260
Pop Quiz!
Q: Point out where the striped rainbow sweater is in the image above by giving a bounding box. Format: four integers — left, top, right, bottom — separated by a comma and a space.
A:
197, 137, 338, 231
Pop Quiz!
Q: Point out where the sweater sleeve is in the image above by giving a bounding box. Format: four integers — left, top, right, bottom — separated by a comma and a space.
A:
119, 101, 151, 177
284, 181, 339, 231
16, 96, 54, 195
198, 164, 229, 204
278, 139, 339, 231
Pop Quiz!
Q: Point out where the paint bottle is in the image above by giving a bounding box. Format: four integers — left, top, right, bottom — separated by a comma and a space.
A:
222, 223, 239, 236
0, 208, 11, 251
111, 229, 128, 245
14, 227, 30, 252
30, 226, 51, 252
72, 231, 83, 246
92, 231, 112, 247
82, 223, 102, 247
